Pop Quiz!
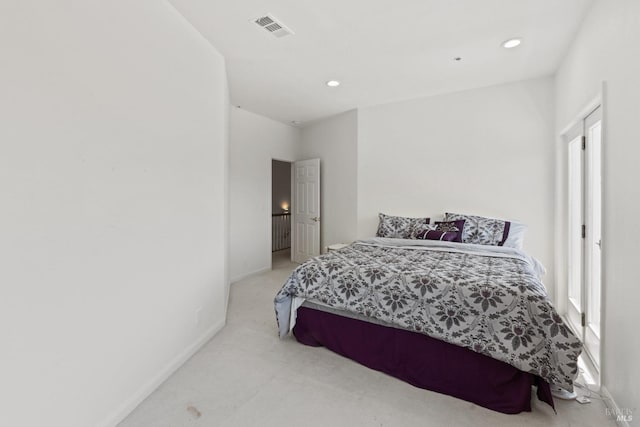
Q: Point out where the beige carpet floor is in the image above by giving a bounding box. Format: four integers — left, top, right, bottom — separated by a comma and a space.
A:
119, 249, 614, 426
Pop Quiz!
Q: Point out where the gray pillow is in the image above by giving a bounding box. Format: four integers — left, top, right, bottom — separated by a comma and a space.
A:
376, 213, 430, 239
444, 212, 510, 246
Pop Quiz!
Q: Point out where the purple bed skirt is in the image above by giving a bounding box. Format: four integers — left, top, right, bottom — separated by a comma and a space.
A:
293, 306, 554, 414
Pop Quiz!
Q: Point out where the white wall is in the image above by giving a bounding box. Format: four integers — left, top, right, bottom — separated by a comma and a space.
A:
357, 78, 557, 291
300, 110, 359, 251
555, 0, 640, 415
0, 2, 229, 426
229, 108, 300, 281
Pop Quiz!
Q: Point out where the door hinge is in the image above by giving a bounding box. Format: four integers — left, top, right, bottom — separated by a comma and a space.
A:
582, 224, 586, 239
581, 135, 586, 150
581, 312, 586, 327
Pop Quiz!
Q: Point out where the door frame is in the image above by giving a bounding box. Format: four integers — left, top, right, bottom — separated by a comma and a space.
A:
558, 83, 607, 386
583, 106, 603, 370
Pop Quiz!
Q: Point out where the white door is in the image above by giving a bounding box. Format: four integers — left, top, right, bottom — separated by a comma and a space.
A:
566, 106, 602, 371
567, 131, 584, 337
583, 106, 602, 369
292, 159, 321, 263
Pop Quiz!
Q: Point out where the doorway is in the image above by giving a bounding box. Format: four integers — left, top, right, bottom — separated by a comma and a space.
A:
272, 159, 292, 268
566, 105, 603, 377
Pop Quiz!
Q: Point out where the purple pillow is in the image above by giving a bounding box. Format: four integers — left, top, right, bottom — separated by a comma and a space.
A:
433, 220, 465, 243
414, 228, 458, 242
414, 220, 465, 242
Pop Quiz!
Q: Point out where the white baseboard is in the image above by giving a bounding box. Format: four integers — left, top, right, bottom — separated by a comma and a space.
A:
601, 385, 632, 427
231, 266, 270, 283
98, 319, 226, 427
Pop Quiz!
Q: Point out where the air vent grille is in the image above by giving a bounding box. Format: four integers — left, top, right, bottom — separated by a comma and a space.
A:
253, 14, 294, 38
265, 22, 282, 32
255, 16, 274, 26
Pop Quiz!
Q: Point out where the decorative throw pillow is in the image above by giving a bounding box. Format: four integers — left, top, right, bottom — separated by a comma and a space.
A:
433, 220, 465, 243
444, 212, 511, 246
411, 221, 432, 237
414, 225, 459, 242
414, 220, 465, 242
376, 213, 430, 239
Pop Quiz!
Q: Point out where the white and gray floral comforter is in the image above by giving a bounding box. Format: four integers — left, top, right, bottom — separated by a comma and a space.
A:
275, 238, 582, 391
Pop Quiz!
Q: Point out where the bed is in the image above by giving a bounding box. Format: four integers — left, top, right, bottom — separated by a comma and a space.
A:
274, 222, 582, 414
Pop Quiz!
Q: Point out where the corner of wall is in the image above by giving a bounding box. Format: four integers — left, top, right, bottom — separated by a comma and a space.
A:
223, 65, 231, 318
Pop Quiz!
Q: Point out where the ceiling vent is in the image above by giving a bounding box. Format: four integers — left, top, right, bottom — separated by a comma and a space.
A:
253, 14, 294, 38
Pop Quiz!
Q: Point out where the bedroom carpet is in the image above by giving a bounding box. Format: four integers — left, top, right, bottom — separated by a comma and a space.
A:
118, 249, 614, 427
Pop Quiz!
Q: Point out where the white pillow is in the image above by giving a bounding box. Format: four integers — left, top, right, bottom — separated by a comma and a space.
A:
503, 221, 527, 250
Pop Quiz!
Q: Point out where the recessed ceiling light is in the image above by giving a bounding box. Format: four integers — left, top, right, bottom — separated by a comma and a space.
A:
502, 38, 522, 49
326, 80, 341, 87
454, 57, 462, 61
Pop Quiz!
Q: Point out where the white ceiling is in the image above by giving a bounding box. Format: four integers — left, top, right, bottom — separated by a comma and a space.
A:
169, 0, 593, 126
